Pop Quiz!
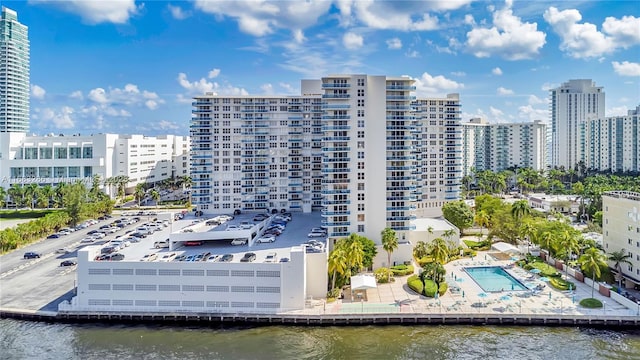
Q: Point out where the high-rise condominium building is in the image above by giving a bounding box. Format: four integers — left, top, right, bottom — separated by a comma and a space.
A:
586, 106, 639, 173
190, 74, 462, 242
461, 118, 547, 176
550, 79, 604, 169
0, 7, 29, 133
602, 191, 640, 288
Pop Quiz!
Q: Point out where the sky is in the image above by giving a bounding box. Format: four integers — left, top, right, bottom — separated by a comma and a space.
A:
12, 0, 640, 136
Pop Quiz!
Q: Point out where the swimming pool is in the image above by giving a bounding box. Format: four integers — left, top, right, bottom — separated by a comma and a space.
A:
464, 266, 529, 292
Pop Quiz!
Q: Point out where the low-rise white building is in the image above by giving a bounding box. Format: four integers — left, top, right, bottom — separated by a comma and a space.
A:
602, 191, 640, 288
0, 132, 189, 196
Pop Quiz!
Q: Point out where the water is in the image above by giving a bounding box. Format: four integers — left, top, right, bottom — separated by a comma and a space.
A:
2, 319, 640, 360
464, 266, 528, 292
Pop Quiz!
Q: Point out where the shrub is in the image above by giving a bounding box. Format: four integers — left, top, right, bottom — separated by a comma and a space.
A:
530, 263, 560, 277
326, 288, 340, 299
424, 279, 438, 297
374, 267, 394, 283
548, 277, 575, 291
417, 256, 434, 268
407, 275, 423, 295
438, 282, 448, 296
463, 239, 491, 251
579, 298, 603, 308
390, 264, 415, 276
462, 248, 477, 257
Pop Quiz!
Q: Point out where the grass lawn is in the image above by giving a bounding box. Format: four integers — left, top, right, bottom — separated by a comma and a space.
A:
0, 209, 63, 221
579, 298, 603, 308
526, 262, 560, 277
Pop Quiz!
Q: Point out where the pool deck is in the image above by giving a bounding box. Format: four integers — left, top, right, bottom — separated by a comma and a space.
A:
297, 251, 637, 318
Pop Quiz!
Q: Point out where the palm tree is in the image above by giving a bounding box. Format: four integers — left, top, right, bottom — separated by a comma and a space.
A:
23, 183, 38, 208
429, 237, 449, 265
539, 231, 555, 256
41, 184, 54, 208
134, 183, 145, 207
474, 210, 490, 235
413, 241, 429, 259
381, 227, 399, 281
150, 189, 160, 208
578, 248, 608, 299
608, 250, 632, 289
558, 230, 580, 280
0, 186, 7, 208
7, 184, 24, 208
328, 247, 348, 291
510, 200, 531, 242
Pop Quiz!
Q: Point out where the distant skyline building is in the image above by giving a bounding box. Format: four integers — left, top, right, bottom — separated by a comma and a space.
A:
550, 79, 605, 170
586, 105, 639, 173
190, 74, 462, 243
461, 118, 547, 176
0, 132, 190, 197
0, 6, 29, 133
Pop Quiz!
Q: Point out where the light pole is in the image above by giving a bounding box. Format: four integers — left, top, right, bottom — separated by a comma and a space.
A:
603, 301, 606, 315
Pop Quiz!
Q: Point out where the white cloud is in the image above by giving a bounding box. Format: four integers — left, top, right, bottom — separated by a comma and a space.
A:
414, 72, 464, 95
194, 0, 332, 36
606, 105, 629, 117
466, 1, 546, 60
343, 32, 363, 50
451, 71, 466, 77
85, 84, 164, 115
157, 120, 180, 130
497, 87, 514, 95
386, 38, 402, 50
518, 104, 548, 121
292, 29, 306, 44
31, 84, 46, 99
260, 83, 274, 95
492, 67, 503, 75
177, 72, 249, 97
612, 61, 640, 77
278, 82, 296, 94
208, 68, 221, 79
38, 106, 75, 129
145, 100, 159, 110
405, 50, 420, 58
528, 95, 544, 105
544, 8, 640, 58
541, 82, 557, 91
30, 0, 139, 24
489, 106, 505, 121
88, 88, 109, 104
167, 4, 190, 20
69, 90, 83, 100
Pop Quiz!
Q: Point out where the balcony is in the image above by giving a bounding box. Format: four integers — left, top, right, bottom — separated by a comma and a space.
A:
321, 211, 351, 216
322, 94, 350, 99
321, 104, 351, 109
386, 95, 416, 101
386, 85, 416, 90
322, 168, 350, 173
322, 115, 351, 120
322, 199, 351, 205
322, 83, 351, 88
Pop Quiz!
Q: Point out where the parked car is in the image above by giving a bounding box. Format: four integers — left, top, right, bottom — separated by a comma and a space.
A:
219, 254, 234, 262
310, 227, 327, 235
253, 214, 269, 221
240, 252, 257, 262
130, 232, 147, 239
184, 241, 203, 246
101, 246, 117, 255
154, 239, 170, 248
80, 237, 95, 243
226, 225, 240, 231
279, 257, 290, 263
47, 234, 60, 239
55, 248, 70, 254
308, 231, 326, 238
256, 235, 276, 243
60, 259, 77, 267
140, 253, 158, 262
207, 254, 219, 262
230, 238, 247, 246
23, 252, 41, 259
159, 253, 176, 262
264, 252, 278, 263
107, 253, 125, 261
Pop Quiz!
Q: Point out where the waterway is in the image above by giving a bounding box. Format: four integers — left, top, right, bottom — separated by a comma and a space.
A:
1, 319, 640, 359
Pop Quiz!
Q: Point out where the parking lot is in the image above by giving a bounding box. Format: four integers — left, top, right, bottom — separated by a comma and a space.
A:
109, 211, 326, 264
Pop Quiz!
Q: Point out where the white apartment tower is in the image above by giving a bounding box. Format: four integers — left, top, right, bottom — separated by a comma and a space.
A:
461, 118, 547, 176
550, 79, 604, 169
0, 7, 30, 133
190, 74, 462, 243
586, 106, 639, 173
602, 191, 640, 287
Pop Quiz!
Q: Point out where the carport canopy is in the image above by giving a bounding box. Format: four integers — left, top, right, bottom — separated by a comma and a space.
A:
350, 274, 377, 290
491, 241, 523, 254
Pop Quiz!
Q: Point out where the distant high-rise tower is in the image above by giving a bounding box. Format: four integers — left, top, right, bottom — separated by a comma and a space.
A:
550, 79, 604, 169
0, 7, 29, 133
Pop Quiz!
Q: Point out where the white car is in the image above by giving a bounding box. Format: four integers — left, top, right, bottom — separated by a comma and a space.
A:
230, 238, 247, 246
159, 253, 176, 262
55, 248, 70, 254
127, 236, 142, 243
256, 235, 276, 243
307, 231, 326, 238
226, 225, 240, 231
264, 252, 278, 263
80, 237, 95, 243
91, 232, 106, 239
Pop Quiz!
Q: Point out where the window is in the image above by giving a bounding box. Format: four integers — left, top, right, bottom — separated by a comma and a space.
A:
357, 214, 365, 221
54, 148, 67, 159
357, 224, 365, 232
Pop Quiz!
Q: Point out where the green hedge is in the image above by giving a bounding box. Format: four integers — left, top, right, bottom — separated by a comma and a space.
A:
390, 264, 415, 276
424, 279, 438, 297
523, 262, 560, 277
548, 276, 575, 291
416, 256, 433, 268
579, 298, 603, 308
374, 267, 394, 283
407, 275, 423, 295
438, 282, 448, 296
463, 239, 491, 251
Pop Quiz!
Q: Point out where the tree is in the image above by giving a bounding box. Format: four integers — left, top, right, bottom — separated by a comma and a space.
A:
328, 247, 348, 291
0, 186, 6, 208
539, 231, 555, 255
474, 210, 490, 234
380, 227, 398, 272
578, 248, 608, 299
134, 184, 145, 207
558, 230, 580, 280
429, 237, 449, 265
413, 241, 429, 259
7, 184, 24, 208
441, 200, 474, 234
150, 189, 160, 208
63, 181, 88, 226
608, 250, 632, 289
40, 184, 54, 208
510, 200, 531, 241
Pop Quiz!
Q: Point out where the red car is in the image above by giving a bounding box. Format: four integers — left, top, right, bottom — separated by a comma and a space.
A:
184, 241, 203, 246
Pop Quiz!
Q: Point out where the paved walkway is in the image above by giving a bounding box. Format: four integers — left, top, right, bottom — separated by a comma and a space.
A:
296, 251, 638, 317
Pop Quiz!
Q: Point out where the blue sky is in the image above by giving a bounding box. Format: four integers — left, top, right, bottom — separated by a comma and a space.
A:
15, 0, 640, 136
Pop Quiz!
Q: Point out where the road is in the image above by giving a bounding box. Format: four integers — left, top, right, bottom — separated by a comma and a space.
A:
0, 210, 182, 312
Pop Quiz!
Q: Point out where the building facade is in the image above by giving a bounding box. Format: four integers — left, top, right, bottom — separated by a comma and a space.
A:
586, 106, 639, 173
0, 7, 29, 133
550, 79, 605, 169
602, 191, 640, 287
461, 118, 546, 176
190, 74, 462, 244
0, 132, 189, 195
